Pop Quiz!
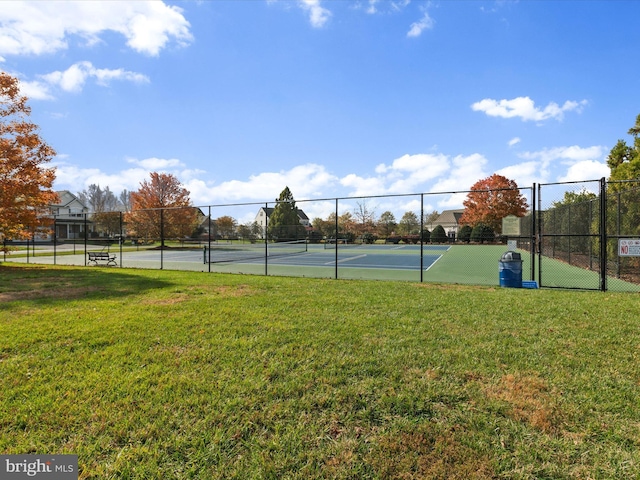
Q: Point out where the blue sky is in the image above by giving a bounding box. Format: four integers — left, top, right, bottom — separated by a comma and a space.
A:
2, 0, 639, 222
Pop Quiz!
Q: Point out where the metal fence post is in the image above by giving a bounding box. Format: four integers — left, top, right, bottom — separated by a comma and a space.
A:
531, 184, 536, 281
265, 202, 269, 276
335, 198, 339, 279
599, 177, 607, 291
420, 193, 424, 283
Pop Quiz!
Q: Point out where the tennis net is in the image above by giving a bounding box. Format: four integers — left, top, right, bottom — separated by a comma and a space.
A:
204, 240, 308, 264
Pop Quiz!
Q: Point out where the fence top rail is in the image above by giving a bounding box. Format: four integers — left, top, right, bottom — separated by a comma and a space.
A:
538, 179, 603, 187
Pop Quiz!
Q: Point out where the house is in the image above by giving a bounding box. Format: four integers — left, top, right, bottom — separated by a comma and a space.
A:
254, 207, 310, 237
429, 209, 465, 236
46, 191, 92, 240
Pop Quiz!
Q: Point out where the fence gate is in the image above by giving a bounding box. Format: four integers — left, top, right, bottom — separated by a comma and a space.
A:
537, 180, 606, 291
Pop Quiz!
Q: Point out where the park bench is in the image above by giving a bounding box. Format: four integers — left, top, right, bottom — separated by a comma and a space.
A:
87, 252, 117, 266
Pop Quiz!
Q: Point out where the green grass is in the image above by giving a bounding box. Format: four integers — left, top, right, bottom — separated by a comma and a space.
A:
1, 264, 640, 478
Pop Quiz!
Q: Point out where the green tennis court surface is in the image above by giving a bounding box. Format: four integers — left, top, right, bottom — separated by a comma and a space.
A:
8, 243, 640, 291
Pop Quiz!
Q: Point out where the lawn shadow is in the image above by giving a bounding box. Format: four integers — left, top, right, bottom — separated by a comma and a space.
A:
0, 265, 172, 308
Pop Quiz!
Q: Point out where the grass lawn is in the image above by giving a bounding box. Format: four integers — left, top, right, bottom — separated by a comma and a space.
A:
1, 263, 639, 479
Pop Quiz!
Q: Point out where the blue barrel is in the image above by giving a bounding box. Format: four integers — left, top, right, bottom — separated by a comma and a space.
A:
499, 251, 523, 288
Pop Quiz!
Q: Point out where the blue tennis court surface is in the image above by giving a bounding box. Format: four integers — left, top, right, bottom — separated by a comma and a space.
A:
110, 244, 451, 271
265, 244, 449, 270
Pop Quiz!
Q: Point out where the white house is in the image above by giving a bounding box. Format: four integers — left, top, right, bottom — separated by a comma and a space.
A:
254, 207, 310, 237
46, 191, 91, 240
429, 209, 465, 235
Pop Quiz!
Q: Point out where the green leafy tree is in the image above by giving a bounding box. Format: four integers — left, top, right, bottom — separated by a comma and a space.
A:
606, 113, 640, 240
268, 187, 306, 241
376, 211, 397, 238
398, 211, 419, 235
311, 217, 332, 239
545, 190, 598, 255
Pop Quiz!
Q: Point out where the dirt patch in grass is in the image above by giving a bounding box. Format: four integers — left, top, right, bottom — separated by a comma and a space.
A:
0, 285, 102, 302
367, 424, 496, 479
486, 373, 561, 433
140, 284, 257, 306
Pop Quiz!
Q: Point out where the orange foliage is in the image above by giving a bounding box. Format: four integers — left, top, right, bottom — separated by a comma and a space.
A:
0, 72, 58, 242
127, 172, 197, 243
459, 174, 528, 233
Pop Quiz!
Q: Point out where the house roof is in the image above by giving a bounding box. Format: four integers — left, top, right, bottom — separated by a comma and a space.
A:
434, 209, 465, 226
52, 190, 86, 209
259, 206, 309, 220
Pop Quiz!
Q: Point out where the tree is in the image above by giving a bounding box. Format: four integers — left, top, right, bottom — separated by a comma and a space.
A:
311, 217, 333, 239
78, 184, 124, 237
376, 211, 397, 238
545, 190, 598, 255
0, 72, 58, 245
398, 211, 419, 235
215, 215, 237, 239
127, 172, 197, 247
119, 190, 132, 212
607, 114, 640, 185
352, 200, 376, 237
460, 174, 528, 234
605, 114, 640, 263
77, 184, 121, 213
268, 186, 306, 241
470, 223, 495, 243
430, 225, 447, 243
458, 224, 473, 243
424, 210, 440, 229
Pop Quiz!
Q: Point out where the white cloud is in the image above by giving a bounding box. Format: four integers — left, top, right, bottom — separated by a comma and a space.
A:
52, 160, 149, 194
127, 157, 185, 170
298, 0, 331, 28
426, 154, 489, 208
508, 137, 521, 147
503, 145, 608, 185
340, 174, 387, 197
407, 11, 434, 37
0, 0, 192, 57
496, 161, 545, 187
41, 61, 149, 93
519, 145, 605, 165
366, 0, 380, 14
17, 79, 54, 100
558, 160, 610, 183
190, 163, 339, 204
471, 96, 588, 122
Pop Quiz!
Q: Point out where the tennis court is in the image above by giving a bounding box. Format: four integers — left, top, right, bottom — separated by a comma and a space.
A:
9, 242, 640, 291
116, 243, 451, 272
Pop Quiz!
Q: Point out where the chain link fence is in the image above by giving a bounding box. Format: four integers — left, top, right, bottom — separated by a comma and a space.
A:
4, 181, 640, 292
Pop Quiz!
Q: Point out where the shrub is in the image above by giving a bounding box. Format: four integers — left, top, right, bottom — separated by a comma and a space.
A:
430, 225, 448, 243
361, 232, 376, 244
470, 223, 495, 243
458, 225, 472, 243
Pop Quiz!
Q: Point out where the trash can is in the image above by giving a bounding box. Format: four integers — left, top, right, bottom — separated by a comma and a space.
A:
499, 251, 523, 288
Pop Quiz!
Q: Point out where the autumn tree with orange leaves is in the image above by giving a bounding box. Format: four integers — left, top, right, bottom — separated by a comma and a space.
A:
459, 174, 528, 234
0, 72, 58, 246
128, 172, 198, 247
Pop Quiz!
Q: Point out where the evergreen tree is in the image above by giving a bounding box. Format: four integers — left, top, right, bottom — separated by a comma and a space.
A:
268, 187, 305, 241
430, 225, 447, 243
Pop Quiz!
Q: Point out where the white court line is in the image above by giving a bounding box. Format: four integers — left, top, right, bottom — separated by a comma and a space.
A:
424, 250, 447, 271
324, 254, 368, 265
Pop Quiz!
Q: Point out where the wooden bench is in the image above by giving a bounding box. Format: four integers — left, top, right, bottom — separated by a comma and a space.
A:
87, 252, 117, 266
